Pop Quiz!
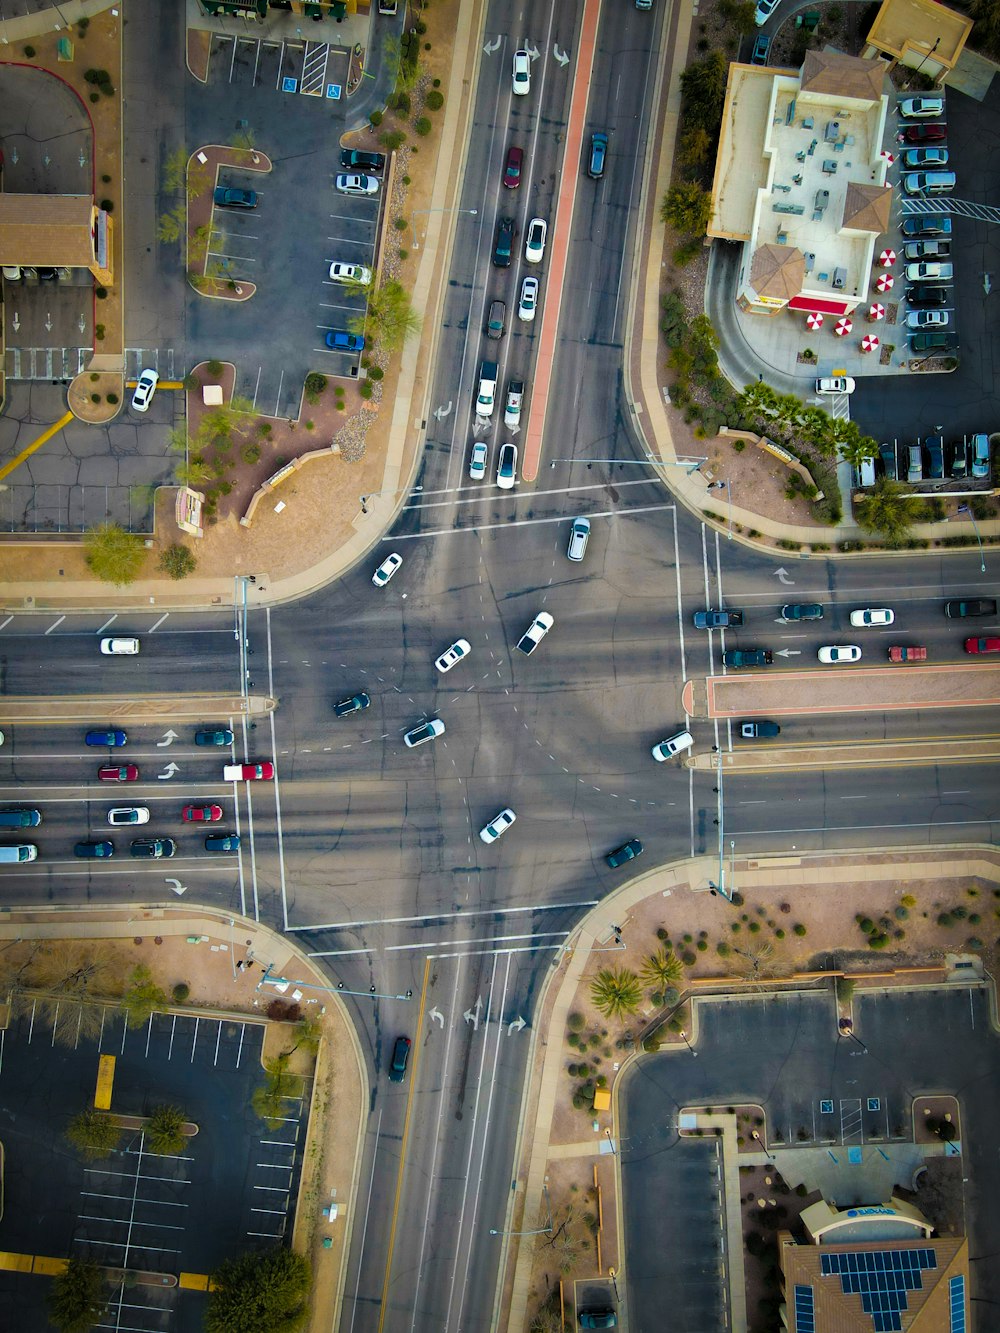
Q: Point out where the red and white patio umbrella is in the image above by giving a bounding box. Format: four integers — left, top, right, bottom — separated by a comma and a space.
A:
861, 333, 879, 353
868, 302, 886, 322
880, 150, 895, 165
806, 311, 824, 331
876, 272, 895, 294
879, 249, 897, 267
834, 317, 853, 337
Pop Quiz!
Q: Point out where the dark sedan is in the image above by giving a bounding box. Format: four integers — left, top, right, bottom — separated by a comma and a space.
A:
335, 692, 371, 717
213, 186, 257, 209
340, 148, 385, 172
196, 728, 234, 746
606, 838, 643, 869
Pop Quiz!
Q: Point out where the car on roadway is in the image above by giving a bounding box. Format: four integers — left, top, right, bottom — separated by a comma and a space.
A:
901, 214, 951, 238
435, 639, 471, 673
486, 299, 506, 340
205, 833, 240, 852
903, 123, 947, 144
754, 0, 779, 22
815, 376, 855, 394
965, 637, 1000, 653
504, 380, 524, 429
213, 186, 257, 209
75, 840, 114, 858
195, 728, 233, 746
606, 838, 643, 869
131, 369, 159, 413
905, 261, 953, 282
945, 599, 997, 618
372, 552, 403, 587
781, 603, 823, 621
403, 718, 445, 748
329, 262, 372, 285
469, 441, 488, 480
901, 147, 949, 169
493, 215, 515, 268
516, 611, 554, 656
182, 804, 223, 822
905, 286, 949, 307
130, 838, 176, 859
334, 691, 370, 716
693, 608, 744, 628
100, 636, 139, 655
518, 275, 539, 321
818, 645, 861, 663
340, 148, 385, 172
651, 729, 694, 761
512, 49, 531, 95
579, 1310, 618, 1329
85, 729, 127, 747
888, 645, 926, 662
335, 173, 379, 196
900, 96, 945, 118
850, 608, 894, 627
108, 806, 149, 825
496, 442, 518, 490
503, 144, 523, 188
588, 131, 608, 178
224, 761, 274, 780
524, 217, 547, 264
566, 516, 591, 562
388, 1034, 411, 1082
479, 807, 516, 844
740, 720, 781, 738
326, 330, 365, 351
750, 32, 771, 63
99, 764, 138, 782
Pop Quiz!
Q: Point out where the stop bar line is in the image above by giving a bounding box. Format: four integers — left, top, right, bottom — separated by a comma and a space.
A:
384, 502, 676, 542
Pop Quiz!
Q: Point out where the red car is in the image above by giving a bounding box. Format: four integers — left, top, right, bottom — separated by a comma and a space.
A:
964, 637, 1000, 654
888, 645, 927, 662
182, 804, 223, 822
224, 761, 274, 781
99, 764, 139, 782
903, 123, 947, 144
502, 144, 523, 189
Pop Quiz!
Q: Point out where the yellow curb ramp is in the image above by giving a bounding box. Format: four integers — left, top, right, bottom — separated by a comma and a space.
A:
0, 694, 275, 723
690, 738, 1000, 772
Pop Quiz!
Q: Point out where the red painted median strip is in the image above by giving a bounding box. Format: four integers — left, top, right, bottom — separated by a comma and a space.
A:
521, 0, 602, 483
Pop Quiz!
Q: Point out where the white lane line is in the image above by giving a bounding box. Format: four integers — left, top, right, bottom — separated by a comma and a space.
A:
295, 898, 600, 936
266, 604, 291, 933
387, 931, 568, 952
731, 816, 998, 837
386, 502, 676, 542
346, 1106, 382, 1333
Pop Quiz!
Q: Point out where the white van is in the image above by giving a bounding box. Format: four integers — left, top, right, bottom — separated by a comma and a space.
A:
855, 458, 876, 488
0, 844, 38, 862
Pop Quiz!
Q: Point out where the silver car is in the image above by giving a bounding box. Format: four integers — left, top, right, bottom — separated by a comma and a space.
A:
336, 173, 379, 196
479, 807, 516, 844
566, 517, 590, 562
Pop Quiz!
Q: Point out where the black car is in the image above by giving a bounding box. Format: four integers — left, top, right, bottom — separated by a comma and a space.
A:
739, 720, 780, 738
340, 148, 386, 172
130, 838, 176, 858
905, 286, 948, 308
213, 186, 257, 209
879, 441, 897, 480
493, 216, 515, 268
195, 728, 234, 746
334, 691, 370, 717
37, 266, 59, 282
388, 1035, 411, 1083
205, 834, 240, 852
74, 841, 114, 858
900, 215, 952, 238
606, 838, 643, 869
926, 434, 944, 479
944, 599, 998, 618
781, 603, 823, 621
486, 299, 506, 340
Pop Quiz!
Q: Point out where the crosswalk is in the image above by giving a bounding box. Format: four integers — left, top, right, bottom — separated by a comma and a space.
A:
4, 347, 177, 382
899, 196, 1000, 224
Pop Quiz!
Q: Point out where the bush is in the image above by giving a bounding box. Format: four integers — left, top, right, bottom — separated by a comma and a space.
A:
359, 381, 374, 400
95, 286, 107, 299
369, 109, 383, 128
96, 324, 105, 340
90, 92, 101, 103
304, 371, 327, 403
858, 916, 874, 934
716, 942, 730, 957
394, 216, 409, 230
568, 1012, 585, 1031
793, 924, 807, 937
868, 934, 889, 950
381, 130, 407, 151
146, 1104, 186, 1155
392, 91, 411, 115
100, 199, 113, 212
158, 544, 197, 580
172, 983, 190, 1003
426, 90, 444, 111
414, 116, 433, 137
894, 905, 909, 920
24, 45, 36, 58
91, 393, 101, 404
106, 393, 118, 404
937, 912, 954, 927
206, 359, 224, 376
241, 441, 261, 465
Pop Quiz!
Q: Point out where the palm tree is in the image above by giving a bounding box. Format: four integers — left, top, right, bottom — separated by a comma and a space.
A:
854, 475, 923, 547
350, 279, 421, 356
589, 966, 642, 1020
640, 947, 684, 996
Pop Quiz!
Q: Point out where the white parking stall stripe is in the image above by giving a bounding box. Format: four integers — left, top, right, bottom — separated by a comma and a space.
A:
167, 1011, 177, 1060
190, 1015, 200, 1062
214, 1020, 223, 1066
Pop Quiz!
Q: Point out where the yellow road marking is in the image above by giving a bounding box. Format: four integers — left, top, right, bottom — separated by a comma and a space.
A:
94, 1054, 115, 1110
0, 410, 74, 483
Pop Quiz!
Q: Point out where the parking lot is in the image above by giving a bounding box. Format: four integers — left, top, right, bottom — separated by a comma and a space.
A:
0, 1005, 307, 1331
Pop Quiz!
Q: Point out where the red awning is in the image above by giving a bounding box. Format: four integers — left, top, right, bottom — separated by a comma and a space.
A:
787, 295, 852, 315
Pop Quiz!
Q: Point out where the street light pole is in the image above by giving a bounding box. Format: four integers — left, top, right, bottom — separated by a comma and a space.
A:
957, 504, 987, 574
411, 206, 478, 250
360, 484, 423, 515
679, 1029, 698, 1057
549, 455, 707, 475
489, 1183, 553, 1236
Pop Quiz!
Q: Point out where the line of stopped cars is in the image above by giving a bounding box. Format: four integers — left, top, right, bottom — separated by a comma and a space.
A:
897, 96, 959, 358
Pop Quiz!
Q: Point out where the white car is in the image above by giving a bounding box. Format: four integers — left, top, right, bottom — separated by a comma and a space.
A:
906, 309, 950, 330
850, 608, 894, 627
512, 49, 531, 95
754, 0, 779, 23
435, 638, 471, 673
566, 517, 590, 562
108, 807, 150, 826
100, 637, 140, 655
497, 442, 517, 490
479, 807, 516, 844
504, 381, 524, 430
818, 645, 862, 664
516, 611, 554, 656
651, 729, 694, 762
900, 96, 944, 119
131, 369, 159, 413
524, 217, 547, 264
518, 275, 539, 321
469, 441, 488, 480
815, 376, 856, 394
336, 173, 379, 196
371, 552, 402, 587
403, 717, 445, 748
329, 262, 372, 285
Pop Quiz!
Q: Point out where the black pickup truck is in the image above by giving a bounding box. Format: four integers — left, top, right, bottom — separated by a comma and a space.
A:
693, 609, 744, 629
722, 649, 773, 668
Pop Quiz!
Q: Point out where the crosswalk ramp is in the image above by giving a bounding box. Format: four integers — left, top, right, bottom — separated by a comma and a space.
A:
4, 347, 177, 382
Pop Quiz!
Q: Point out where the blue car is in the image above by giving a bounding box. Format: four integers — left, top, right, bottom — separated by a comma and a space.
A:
195, 728, 234, 747
205, 834, 240, 852
85, 729, 128, 747
325, 330, 365, 352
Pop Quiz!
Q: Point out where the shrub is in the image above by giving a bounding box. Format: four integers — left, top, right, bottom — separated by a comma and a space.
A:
369, 109, 383, 128
937, 912, 954, 927
394, 216, 409, 230
91, 393, 101, 404
359, 381, 374, 400
241, 441, 261, 465
100, 199, 114, 212
367, 366, 384, 382
868, 934, 888, 950
836, 977, 855, 1003
90, 92, 101, 103
96, 323, 105, 340
858, 916, 875, 934
172, 982, 190, 1003
775, 928, 785, 939
146, 1104, 186, 1155
716, 942, 731, 957
894, 905, 909, 920
304, 371, 327, 403
793, 924, 807, 937
24, 45, 35, 58
414, 116, 433, 137
426, 90, 444, 111
95, 286, 107, 299
106, 393, 118, 404
568, 1011, 585, 1031
158, 544, 197, 580
392, 91, 411, 115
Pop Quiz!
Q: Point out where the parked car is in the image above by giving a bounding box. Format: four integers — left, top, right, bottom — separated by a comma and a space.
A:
903, 240, 950, 261
740, 720, 781, 738
781, 603, 823, 621
403, 719, 444, 748
335, 173, 379, 196
879, 442, 897, 480
206, 834, 240, 852
902, 123, 947, 143
334, 691, 370, 716
964, 637, 1000, 653
951, 438, 967, 477
888, 645, 927, 662
195, 728, 233, 746
818, 645, 861, 663
504, 380, 524, 430
905, 286, 949, 307
754, 0, 779, 23
372, 552, 403, 587
486, 299, 506, 340
750, 32, 770, 63
901, 147, 949, 169
588, 131, 608, 178
435, 639, 471, 673
901, 214, 952, 237
85, 729, 127, 747
907, 444, 923, 483
340, 148, 385, 172
944, 599, 997, 617
579, 1310, 618, 1330
469, 441, 488, 480
906, 309, 950, 330
326, 330, 365, 351
971, 434, 990, 480
902, 172, 956, 196
98, 764, 138, 782
182, 804, 223, 822
926, 435, 944, 479
131, 369, 158, 413
566, 517, 591, 562
213, 186, 257, 209
606, 838, 643, 868
388, 1034, 411, 1081
512, 48, 531, 94
493, 216, 515, 268
108, 807, 149, 825
524, 217, 548, 264
496, 442, 518, 490
900, 96, 945, 118
518, 275, 539, 321
909, 331, 952, 354
503, 144, 523, 188
516, 611, 554, 656
850, 608, 894, 627
75, 841, 114, 858
905, 261, 953, 282
130, 838, 176, 858
815, 376, 855, 394
651, 730, 694, 761
329, 261, 372, 285
100, 637, 139, 655
479, 807, 516, 844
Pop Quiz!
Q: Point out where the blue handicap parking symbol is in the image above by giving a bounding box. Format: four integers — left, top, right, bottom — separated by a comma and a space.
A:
326, 83, 342, 100
282, 76, 298, 93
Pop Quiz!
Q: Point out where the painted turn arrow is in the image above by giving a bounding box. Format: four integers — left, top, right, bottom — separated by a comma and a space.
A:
776, 649, 802, 657
507, 1016, 526, 1035
157, 762, 180, 780
463, 995, 483, 1030
432, 401, 453, 421
156, 729, 179, 747
773, 567, 795, 585
429, 1007, 444, 1028
164, 878, 187, 896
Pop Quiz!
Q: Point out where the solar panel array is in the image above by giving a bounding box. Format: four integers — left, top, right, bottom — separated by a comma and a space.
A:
949, 1275, 966, 1333
820, 1248, 939, 1332
794, 1284, 815, 1333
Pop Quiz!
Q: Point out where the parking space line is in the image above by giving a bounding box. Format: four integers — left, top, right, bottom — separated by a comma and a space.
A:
167, 1012, 177, 1060
214, 1021, 223, 1067
190, 1015, 201, 1062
